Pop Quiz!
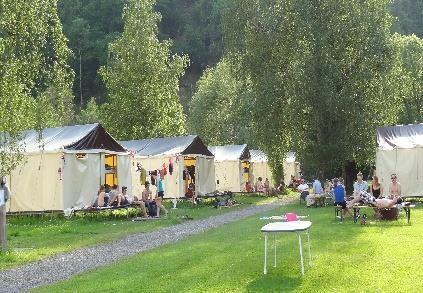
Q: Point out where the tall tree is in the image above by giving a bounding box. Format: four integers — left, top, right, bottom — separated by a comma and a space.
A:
100, 0, 188, 140
391, 0, 423, 37
223, 0, 404, 180
394, 34, 423, 124
58, 0, 125, 103
189, 58, 255, 146
0, 0, 73, 249
1, 0, 75, 131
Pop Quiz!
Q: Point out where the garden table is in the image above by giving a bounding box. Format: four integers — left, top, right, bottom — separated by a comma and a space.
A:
261, 221, 312, 275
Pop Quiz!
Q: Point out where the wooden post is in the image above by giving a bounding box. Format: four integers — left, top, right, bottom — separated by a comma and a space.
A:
0, 204, 6, 250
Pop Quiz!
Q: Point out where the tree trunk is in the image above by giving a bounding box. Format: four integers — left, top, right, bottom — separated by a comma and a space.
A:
79, 49, 83, 108
344, 161, 357, 196
0, 205, 6, 251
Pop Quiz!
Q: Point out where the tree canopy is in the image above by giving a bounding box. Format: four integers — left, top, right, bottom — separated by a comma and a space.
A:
100, 0, 188, 140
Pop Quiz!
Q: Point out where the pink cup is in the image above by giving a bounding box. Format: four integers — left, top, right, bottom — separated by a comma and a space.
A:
285, 213, 298, 221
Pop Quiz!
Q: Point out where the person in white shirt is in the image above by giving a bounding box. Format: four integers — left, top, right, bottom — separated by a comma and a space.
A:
297, 179, 309, 201
348, 172, 373, 207
312, 178, 323, 194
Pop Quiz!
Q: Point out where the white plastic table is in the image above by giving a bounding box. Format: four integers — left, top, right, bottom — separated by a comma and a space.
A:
261, 221, 312, 275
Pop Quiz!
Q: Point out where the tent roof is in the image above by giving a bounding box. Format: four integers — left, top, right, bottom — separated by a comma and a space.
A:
208, 144, 250, 162
377, 124, 423, 150
250, 150, 297, 163
119, 135, 213, 157
19, 123, 126, 153
250, 149, 268, 163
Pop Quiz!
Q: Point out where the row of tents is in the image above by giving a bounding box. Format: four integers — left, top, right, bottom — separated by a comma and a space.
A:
4, 123, 301, 212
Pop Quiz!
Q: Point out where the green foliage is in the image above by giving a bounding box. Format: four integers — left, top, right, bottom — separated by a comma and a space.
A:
100, 0, 188, 140
223, 0, 404, 177
76, 98, 102, 124
58, 0, 126, 102
1, 0, 75, 131
0, 0, 74, 177
189, 58, 255, 146
393, 34, 423, 124
391, 0, 423, 37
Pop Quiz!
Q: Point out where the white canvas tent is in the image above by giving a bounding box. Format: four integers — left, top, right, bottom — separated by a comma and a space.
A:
120, 135, 215, 198
5, 123, 130, 212
250, 149, 273, 187
208, 144, 250, 192
376, 124, 423, 197
249, 150, 300, 187
284, 152, 301, 184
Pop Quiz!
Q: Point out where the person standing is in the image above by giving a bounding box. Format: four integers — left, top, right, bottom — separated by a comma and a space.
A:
154, 170, 168, 217
0, 178, 11, 250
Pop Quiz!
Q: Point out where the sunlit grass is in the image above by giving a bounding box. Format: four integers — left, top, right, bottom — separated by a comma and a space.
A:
0, 194, 270, 270
36, 203, 423, 293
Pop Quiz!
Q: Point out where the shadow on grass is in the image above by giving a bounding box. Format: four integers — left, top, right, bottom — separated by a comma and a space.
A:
246, 275, 302, 292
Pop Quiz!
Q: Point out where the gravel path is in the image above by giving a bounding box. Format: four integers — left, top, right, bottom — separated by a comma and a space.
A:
1, 199, 292, 292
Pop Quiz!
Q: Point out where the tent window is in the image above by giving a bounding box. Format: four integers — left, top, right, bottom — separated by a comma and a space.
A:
75, 153, 86, 160
105, 154, 117, 186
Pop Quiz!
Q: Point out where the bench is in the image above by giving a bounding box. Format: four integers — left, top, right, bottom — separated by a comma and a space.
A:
350, 204, 415, 224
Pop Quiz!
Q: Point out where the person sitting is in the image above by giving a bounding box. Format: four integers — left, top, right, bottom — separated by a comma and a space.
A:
388, 174, 402, 203
255, 177, 264, 193
333, 178, 352, 216
370, 175, 383, 199
264, 178, 270, 196
185, 182, 197, 205
136, 181, 153, 217
95, 185, 107, 207
306, 176, 323, 207
297, 179, 309, 202
120, 186, 130, 205
108, 184, 122, 206
277, 180, 285, 194
246, 181, 252, 193
348, 172, 373, 207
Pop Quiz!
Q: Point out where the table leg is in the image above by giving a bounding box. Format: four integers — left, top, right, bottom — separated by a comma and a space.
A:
298, 232, 304, 275
264, 232, 267, 274
274, 233, 277, 267
406, 208, 410, 224
306, 230, 312, 266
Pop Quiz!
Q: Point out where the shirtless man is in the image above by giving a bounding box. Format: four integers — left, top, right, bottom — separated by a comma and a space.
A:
133, 182, 152, 217
389, 174, 402, 200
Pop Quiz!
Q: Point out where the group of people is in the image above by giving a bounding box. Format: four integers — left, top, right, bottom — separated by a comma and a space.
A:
95, 177, 168, 218
333, 172, 403, 217
297, 171, 403, 217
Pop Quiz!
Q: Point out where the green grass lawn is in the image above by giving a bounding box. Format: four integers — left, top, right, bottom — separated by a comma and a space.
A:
36, 203, 423, 293
0, 194, 273, 270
